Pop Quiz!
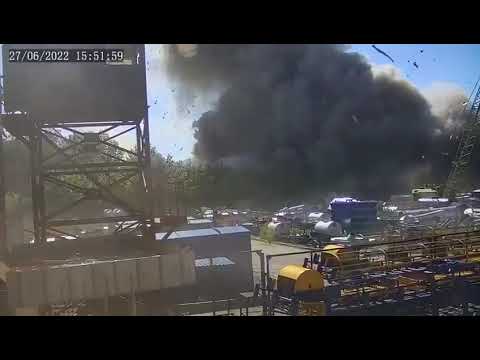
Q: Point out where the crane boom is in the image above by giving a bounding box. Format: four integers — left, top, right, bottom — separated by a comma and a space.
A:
444, 77, 480, 197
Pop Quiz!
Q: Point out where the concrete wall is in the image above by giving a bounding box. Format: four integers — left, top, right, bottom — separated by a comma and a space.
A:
7, 248, 197, 308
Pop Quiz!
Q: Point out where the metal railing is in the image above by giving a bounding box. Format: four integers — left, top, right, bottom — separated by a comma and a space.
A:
264, 228, 480, 315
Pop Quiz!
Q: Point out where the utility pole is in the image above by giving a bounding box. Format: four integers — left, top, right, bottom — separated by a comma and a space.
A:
0, 123, 6, 257
0, 75, 7, 257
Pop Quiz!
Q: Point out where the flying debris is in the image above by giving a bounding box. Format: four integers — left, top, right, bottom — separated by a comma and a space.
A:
372, 45, 395, 63
421, 155, 425, 160
352, 115, 359, 124
462, 101, 469, 106
179, 147, 183, 151
441, 152, 449, 156
450, 135, 453, 141
154, 100, 158, 105
420, 49, 424, 53
413, 62, 419, 69
172, 89, 175, 93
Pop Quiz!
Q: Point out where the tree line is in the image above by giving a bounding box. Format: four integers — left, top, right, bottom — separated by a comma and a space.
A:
1, 133, 262, 219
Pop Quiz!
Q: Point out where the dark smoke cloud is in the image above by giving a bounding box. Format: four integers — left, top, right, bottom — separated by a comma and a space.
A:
166, 44, 467, 201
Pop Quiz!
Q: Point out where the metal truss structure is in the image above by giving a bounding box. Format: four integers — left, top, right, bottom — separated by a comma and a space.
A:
445, 77, 480, 196
1, 114, 153, 245
0, 45, 154, 248
0, 75, 6, 256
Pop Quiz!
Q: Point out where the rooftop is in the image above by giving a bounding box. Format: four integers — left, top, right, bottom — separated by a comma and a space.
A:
155, 226, 250, 241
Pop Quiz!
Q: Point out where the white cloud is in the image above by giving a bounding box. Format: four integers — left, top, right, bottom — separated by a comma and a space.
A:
421, 82, 468, 130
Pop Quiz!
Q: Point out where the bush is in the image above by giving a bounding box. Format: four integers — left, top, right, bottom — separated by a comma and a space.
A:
259, 224, 275, 244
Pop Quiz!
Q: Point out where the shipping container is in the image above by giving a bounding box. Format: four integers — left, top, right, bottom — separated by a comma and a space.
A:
155, 226, 253, 298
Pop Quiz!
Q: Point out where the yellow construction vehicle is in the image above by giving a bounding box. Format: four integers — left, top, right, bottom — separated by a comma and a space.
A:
276, 265, 325, 316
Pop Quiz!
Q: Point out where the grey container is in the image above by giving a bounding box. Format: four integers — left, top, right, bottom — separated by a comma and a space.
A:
156, 226, 253, 296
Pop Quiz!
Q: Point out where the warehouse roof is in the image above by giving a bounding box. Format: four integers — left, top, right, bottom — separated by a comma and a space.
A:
215, 226, 250, 235
155, 228, 217, 240
155, 226, 250, 241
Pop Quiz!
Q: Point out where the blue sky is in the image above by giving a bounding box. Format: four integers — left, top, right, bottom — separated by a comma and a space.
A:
349, 44, 480, 90
3, 45, 480, 160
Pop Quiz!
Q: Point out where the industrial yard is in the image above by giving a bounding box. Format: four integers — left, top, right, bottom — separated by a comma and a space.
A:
1, 44, 480, 316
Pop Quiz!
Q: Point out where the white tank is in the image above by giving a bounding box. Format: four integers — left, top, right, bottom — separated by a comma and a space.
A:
313, 221, 343, 236
307, 212, 330, 222
267, 222, 290, 236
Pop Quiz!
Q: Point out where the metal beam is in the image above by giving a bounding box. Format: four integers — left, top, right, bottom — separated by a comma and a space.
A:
109, 172, 138, 189
102, 141, 138, 158
41, 121, 138, 128
44, 161, 139, 171
0, 123, 7, 256
4, 51, 151, 246
45, 168, 138, 177
40, 134, 140, 215
44, 175, 93, 194
48, 215, 142, 227
104, 126, 136, 142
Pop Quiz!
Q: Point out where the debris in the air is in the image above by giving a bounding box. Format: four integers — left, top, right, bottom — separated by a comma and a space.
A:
413, 62, 419, 69
179, 147, 183, 151
420, 49, 424, 53
352, 115, 359, 124
372, 45, 395, 63
450, 135, 453, 141
172, 89, 175, 93
441, 152, 449, 156
154, 100, 158, 105
462, 101, 468, 106
421, 155, 425, 159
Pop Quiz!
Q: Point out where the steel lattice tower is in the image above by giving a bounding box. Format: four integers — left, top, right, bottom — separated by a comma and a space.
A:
444, 77, 480, 196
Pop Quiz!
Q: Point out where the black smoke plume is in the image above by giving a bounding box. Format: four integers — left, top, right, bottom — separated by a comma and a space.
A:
166, 44, 467, 203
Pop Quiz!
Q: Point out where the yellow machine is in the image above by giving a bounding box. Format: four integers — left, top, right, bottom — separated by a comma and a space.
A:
277, 265, 324, 297
276, 265, 325, 316
320, 244, 359, 269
